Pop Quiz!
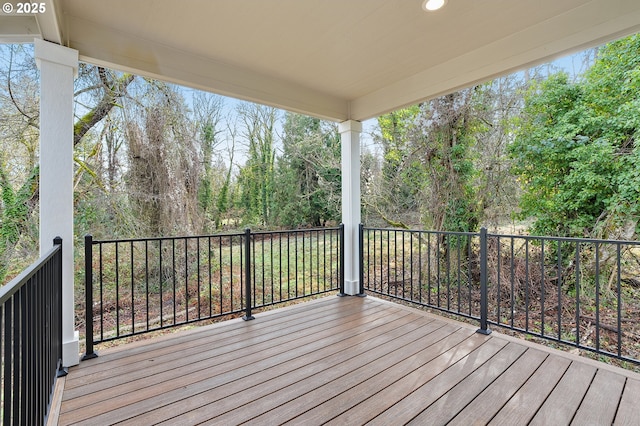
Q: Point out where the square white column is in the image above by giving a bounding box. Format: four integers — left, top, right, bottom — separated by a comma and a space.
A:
34, 39, 79, 367
339, 120, 362, 295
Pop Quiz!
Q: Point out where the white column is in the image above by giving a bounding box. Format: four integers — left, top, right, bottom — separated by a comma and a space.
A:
34, 39, 79, 367
339, 120, 362, 295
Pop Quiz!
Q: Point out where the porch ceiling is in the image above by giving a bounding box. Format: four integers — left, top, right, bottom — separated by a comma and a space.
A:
2, 0, 640, 121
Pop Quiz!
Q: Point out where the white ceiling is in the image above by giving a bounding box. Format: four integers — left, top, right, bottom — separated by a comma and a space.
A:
2, 0, 640, 121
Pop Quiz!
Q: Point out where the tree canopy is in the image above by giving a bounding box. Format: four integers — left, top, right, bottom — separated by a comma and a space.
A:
510, 34, 640, 239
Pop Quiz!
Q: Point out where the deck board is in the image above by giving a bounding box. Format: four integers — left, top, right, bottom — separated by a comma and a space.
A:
59, 295, 640, 425
529, 361, 597, 426
448, 348, 548, 425
571, 369, 626, 425
488, 355, 571, 425
614, 378, 640, 425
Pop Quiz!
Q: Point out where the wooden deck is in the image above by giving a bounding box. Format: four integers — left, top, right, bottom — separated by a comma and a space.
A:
55, 295, 640, 425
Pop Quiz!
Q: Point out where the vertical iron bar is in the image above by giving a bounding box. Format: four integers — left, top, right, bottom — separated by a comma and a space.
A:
83, 235, 97, 359
21, 279, 28, 424
4, 298, 12, 423
130, 240, 135, 334
510, 238, 515, 329
446, 234, 451, 311
228, 235, 232, 312
279, 234, 283, 301
394, 230, 398, 297
401, 230, 405, 299
436, 233, 441, 307
184, 238, 189, 322
99, 243, 104, 341
338, 224, 345, 296
617, 243, 622, 357
477, 227, 491, 334
418, 231, 422, 304
410, 231, 414, 300
358, 224, 365, 296
197, 238, 201, 319
219, 237, 223, 315
271, 235, 274, 302
287, 232, 291, 298
0, 305, 3, 421
456, 236, 461, 313
497, 236, 501, 324
468, 234, 473, 317
12, 290, 20, 422
328, 229, 333, 292
379, 230, 383, 293
367, 228, 372, 292
541, 239, 545, 337
323, 229, 327, 292
243, 229, 254, 320
208, 237, 212, 317
172, 239, 176, 324
253, 236, 258, 305
427, 232, 432, 305
115, 242, 120, 336
159, 239, 163, 328
387, 230, 391, 295
525, 239, 530, 332
235, 235, 239, 313
595, 242, 600, 352
145, 240, 149, 331
575, 243, 581, 347
557, 241, 562, 341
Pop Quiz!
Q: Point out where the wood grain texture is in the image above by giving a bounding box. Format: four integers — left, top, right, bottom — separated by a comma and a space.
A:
58, 295, 640, 426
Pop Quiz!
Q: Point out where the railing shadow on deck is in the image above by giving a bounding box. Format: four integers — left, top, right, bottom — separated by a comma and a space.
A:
83, 226, 344, 358
1, 237, 65, 425
362, 225, 640, 366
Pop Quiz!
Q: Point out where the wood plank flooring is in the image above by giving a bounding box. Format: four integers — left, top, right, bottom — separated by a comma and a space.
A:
57, 295, 640, 425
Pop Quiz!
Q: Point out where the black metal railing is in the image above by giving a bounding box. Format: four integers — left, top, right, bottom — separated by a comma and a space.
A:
362, 225, 640, 365
0, 237, 64, 425
84, 226, 343, 356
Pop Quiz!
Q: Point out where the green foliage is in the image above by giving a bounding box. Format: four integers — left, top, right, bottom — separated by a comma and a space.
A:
272, 113, 341, 227
510, 34, 640, 238
236, 105, 277, 227
0, 165, 38, 282
377, 106, 423, 214
414, 91, 481, 233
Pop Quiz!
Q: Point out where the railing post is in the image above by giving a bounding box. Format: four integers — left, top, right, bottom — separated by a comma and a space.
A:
337, 223, 346, 296
357, 223, 366, 297
243, 229, 254, 321
53, 237, 69, 377
82, 235, 98, 360
477, 227, 491, 335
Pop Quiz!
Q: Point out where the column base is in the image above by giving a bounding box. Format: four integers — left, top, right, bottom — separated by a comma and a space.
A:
62, 331, 80, 367
344, 280, 359, 296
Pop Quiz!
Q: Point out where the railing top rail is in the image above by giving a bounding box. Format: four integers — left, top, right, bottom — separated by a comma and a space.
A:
251, 226, 342, 236
0, 241, 61, 305
90, 231, 246, 245
362, 225, 640, 246
486, 232, 640, 246
362, 226, 478, 238
90, 226, 343, 244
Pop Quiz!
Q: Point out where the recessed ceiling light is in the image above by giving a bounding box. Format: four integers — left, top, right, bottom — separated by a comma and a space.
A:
422, 0, 446, 12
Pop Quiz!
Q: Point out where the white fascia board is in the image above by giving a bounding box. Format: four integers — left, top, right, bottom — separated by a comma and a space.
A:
36, 0, 63, 45
350, 0, 640, 121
